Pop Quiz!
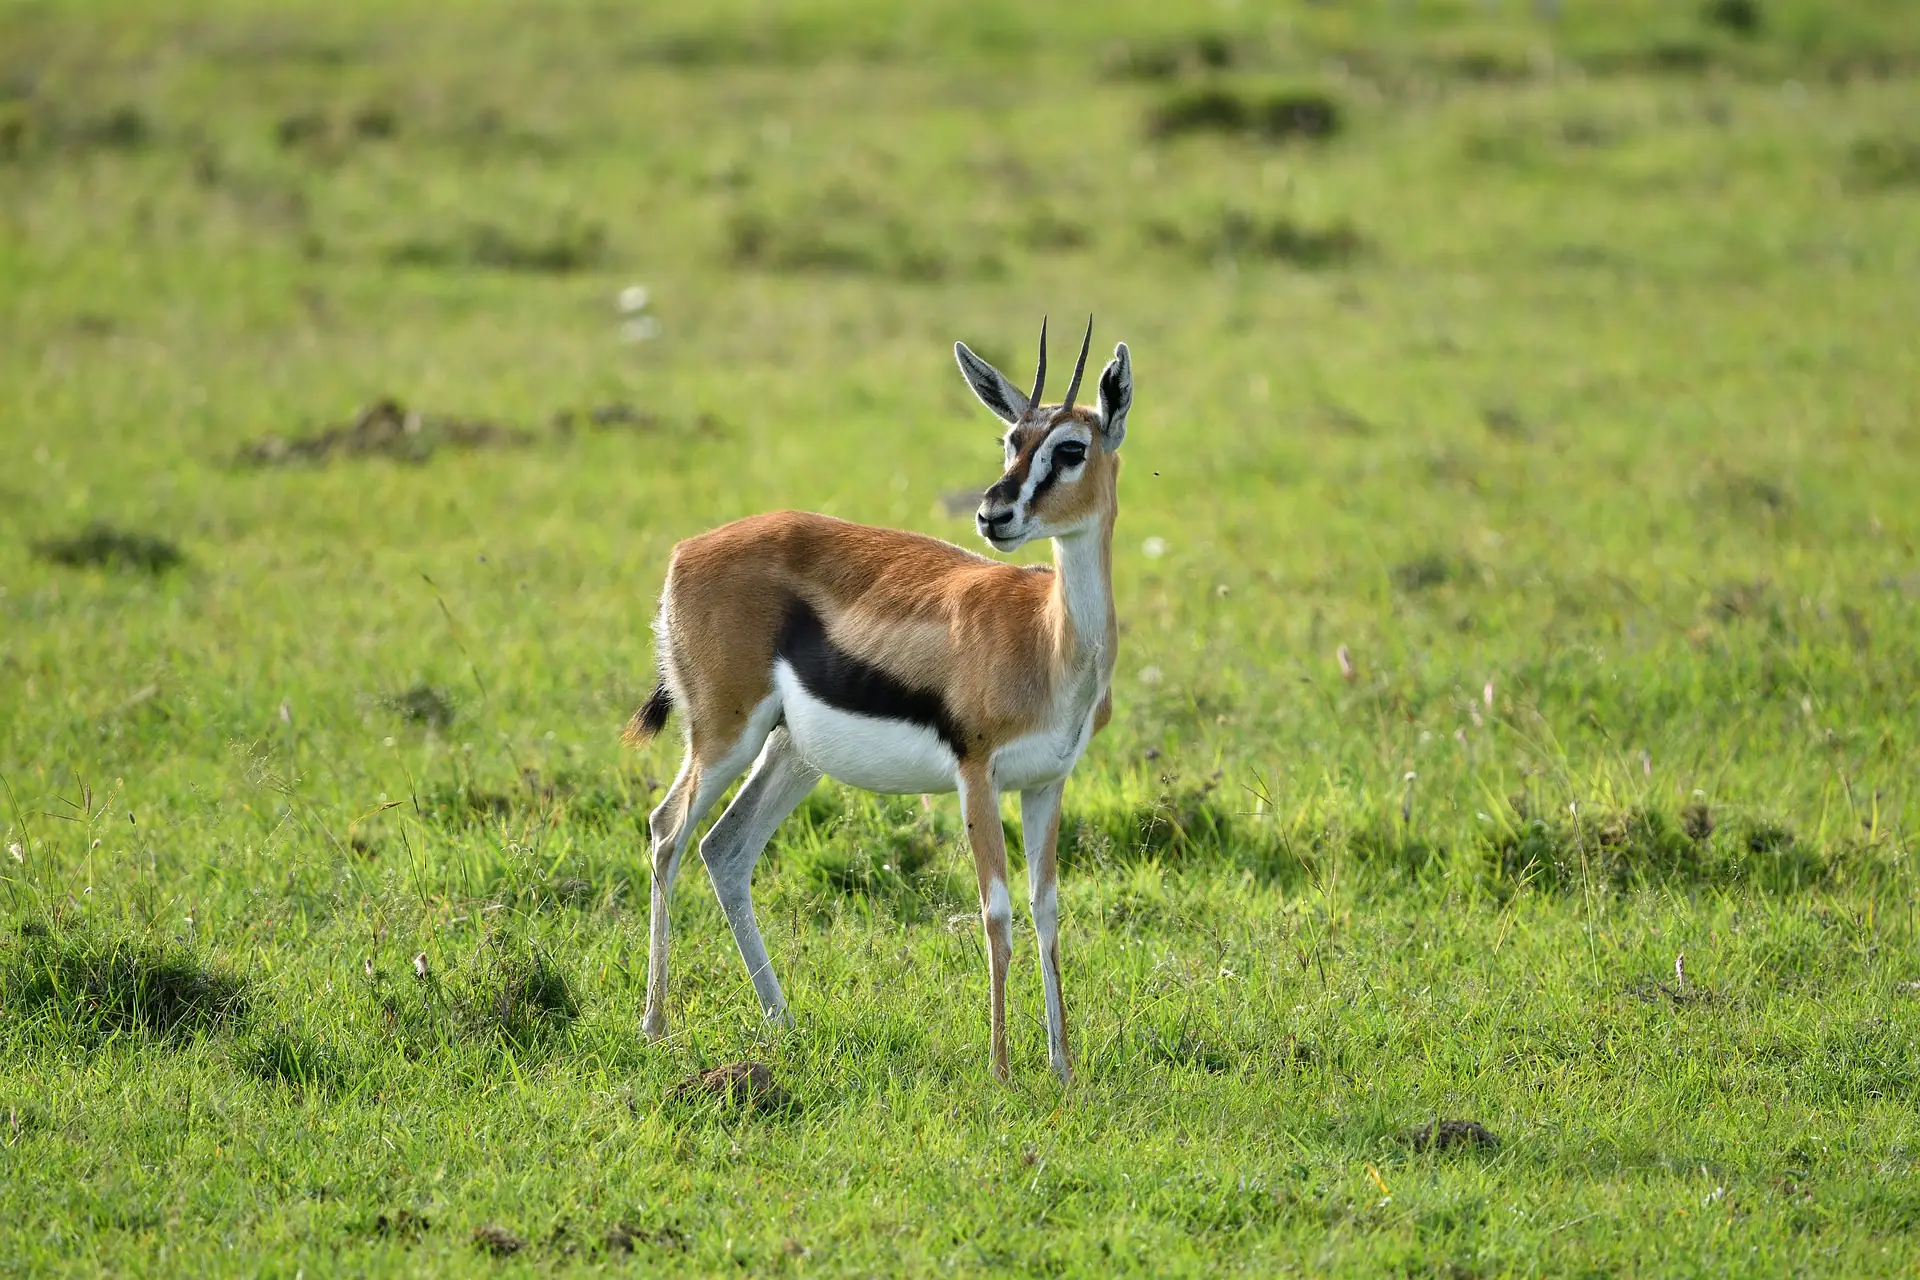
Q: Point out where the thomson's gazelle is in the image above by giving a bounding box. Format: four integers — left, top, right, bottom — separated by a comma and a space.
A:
626, 317, 1132, 1082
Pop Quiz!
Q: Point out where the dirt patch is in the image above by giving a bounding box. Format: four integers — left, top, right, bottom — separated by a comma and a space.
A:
33, 522, 184, 574
1401, 1119, 1500, 1153
235, 398, 535, 467
236, 397, 677, 469
605, 1222, 689, 1254
472, 1224, 525, 1257
371, 1210, 431, 1242
668, 1061, 792, 1114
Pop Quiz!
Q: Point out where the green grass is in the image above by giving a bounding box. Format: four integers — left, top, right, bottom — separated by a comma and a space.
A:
4, 0, 1920, 1272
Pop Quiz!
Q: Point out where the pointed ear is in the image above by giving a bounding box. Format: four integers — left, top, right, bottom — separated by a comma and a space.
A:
954, 342, 1031, 425
1096, 342, 1131, 451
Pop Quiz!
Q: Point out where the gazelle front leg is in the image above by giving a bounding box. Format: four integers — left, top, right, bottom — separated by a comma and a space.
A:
1021, 779, 1071, 1083
958, 762, 1013, 1080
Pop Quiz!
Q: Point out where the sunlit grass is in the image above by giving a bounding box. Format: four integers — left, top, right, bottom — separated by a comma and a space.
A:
2, 0, 1919, 1273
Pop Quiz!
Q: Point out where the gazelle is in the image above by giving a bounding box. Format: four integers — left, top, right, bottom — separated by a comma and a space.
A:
625, 317, 1132, 1082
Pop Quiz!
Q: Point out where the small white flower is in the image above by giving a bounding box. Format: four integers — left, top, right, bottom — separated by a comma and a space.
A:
1139, 665, 1163, 685
8, 842, 21, 863
413, 952, 430, 980
1141, 536, 1167, 559
617, 284, 651, 314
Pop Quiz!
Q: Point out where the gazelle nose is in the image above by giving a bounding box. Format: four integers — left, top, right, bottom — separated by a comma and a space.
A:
978, 506, 1015, 531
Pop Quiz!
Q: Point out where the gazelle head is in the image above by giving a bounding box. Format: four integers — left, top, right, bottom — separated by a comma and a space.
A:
955, 316, 1132, 553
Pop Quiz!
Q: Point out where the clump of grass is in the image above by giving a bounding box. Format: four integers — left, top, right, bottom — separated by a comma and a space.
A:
1582, 40, 1717, 77
33, 522, 184, 574
1701, 0, 1763, 36
793, 799, 967, 921
3, 922, 248, 1042
1104, 32, 1242, 80
275, 104, 399, 152
1147, 88, 1341, 143
416, 771, 640, 836
1060, 775, 1287, 877
388, 218, 607, 273
0, 102, 154, 160
1847, 135, 1920, 190
384, 682, 455, 729
1391, 552, 1459, 593
726, 205, 966, 281
234, 1024, 347, 1091
1489, 807, 1707, 892
367, 934, 579, 1055
1145, 208, 1365, 267
1483, 806, 1869, 895
1698, 466, 1795, 522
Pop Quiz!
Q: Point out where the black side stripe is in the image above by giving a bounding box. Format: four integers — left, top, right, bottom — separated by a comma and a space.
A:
775, 599, 969, 757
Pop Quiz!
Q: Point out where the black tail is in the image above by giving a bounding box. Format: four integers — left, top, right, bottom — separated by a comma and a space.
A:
622, 680, 674, 747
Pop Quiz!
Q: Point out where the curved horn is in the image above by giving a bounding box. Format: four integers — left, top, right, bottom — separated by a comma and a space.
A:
1061, 314, 1094, 409
1029, 315, 1049, 407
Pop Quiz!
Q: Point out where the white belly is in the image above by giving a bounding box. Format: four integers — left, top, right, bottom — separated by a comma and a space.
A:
990, 703, 1098, 793
775, 662, 960, 794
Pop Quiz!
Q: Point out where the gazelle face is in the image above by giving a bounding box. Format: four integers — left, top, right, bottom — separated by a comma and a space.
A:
953, 319, 1132, 554
977, 408, 1109, 551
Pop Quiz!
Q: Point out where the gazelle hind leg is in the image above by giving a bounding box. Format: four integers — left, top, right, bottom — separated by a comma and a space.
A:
959, 763, 1013, 1080
1022, 780, 1071, 1083
642, 753, 706, 1041
698, 727, 820, 1027
641, 693, 782, 1041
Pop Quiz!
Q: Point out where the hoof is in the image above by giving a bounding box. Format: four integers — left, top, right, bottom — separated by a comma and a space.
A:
641, 1011, 668, 1042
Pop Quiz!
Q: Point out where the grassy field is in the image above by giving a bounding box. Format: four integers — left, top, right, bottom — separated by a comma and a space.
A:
4, 0, 1920, 1272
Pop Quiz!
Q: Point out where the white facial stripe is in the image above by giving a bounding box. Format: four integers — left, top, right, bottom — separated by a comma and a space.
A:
1015, 425, 1093, 510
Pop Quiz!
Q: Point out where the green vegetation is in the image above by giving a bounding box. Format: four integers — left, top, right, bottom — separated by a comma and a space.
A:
3, 0, 1919, 1272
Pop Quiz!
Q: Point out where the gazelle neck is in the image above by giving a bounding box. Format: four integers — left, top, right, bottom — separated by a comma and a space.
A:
1050, 503, 1116, 671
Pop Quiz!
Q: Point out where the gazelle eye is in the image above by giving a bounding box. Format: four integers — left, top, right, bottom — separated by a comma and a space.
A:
1054, 442, 1087, 467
